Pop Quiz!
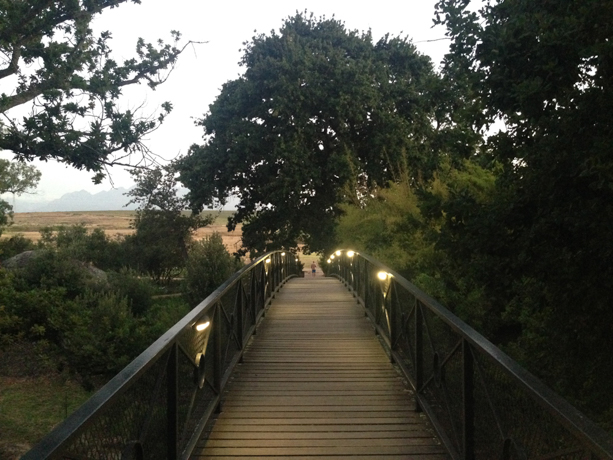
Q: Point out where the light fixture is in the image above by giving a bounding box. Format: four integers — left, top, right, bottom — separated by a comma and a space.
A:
265, 258, 271, 264
377, 271, 388, 281
195, 320, 210, 332
281, 252, 286, 256
327, 259, 331, 263
347, 251, 355, 257
335, 250, 341, 256
330, 255, 335, 260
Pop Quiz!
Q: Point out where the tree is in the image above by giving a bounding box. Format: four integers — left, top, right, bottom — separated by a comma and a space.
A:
0, 159, 40, 232
125, 165, 213, 283
178, 12, 442, 254
183, 233, 242, 307
0, 0, 195, 179
434, 0, 613, 425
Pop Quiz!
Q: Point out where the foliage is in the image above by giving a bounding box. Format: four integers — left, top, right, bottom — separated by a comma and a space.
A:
54, 289, 142, 386
125, 166, 214, 283
11, 249, 104, 298
0, 159, 41, 234
434, 0, 613, 424
336, 159, 498, 331
0, 160, 41, 197
0, 233, 35, 260
183, 233, 242, 307
38, 224, 126, 271
0, 0, 196, 178
107, 268, 154, 316
0, 253, 190, 387
179, 12, 445, 255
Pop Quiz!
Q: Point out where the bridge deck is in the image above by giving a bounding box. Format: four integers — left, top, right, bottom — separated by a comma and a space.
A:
192, 277, 449, 459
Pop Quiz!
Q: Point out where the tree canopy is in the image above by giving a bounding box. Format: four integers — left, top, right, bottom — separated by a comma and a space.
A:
0, 0, 192, 179
433, 0, 613, 420
179, 13, 445, 254
124, 166, 213, 282
0, 159, 40, 231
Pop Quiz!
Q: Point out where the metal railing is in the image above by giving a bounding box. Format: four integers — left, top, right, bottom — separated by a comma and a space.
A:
23, 250, 299, 460
327, 250, 613, 460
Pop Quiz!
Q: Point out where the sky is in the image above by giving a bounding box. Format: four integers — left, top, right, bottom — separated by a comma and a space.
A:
2, 0, 451, 203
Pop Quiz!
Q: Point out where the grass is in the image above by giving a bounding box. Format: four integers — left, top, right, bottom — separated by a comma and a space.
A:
0, 377, 91, 459
6, 210, 235, 234
2, 210, 240, 247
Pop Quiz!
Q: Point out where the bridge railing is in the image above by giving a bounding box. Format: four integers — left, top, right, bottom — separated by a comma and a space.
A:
327, 250, 613, 460
23, 250, 299, 460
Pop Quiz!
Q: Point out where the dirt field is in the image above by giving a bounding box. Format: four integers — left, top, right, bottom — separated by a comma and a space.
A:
3, 210, 243, 252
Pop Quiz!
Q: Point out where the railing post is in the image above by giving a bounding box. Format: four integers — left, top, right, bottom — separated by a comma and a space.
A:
236, 282, 244, 355
363, 265, 369, 316
166, 342, 178, 460
374, 279, 381, 334
250, 268, 258, 333
415, 299, 423, 413
389, 283, 397, 363
214, 303, 223, 413
463, 339, 475, 460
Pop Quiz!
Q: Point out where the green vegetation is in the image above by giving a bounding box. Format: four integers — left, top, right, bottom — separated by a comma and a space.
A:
184, 233, 244, 307
0, 377, 91, 456
178, 12, 466, 254
0, 181, 240, 455
0, 0, 192, 178
0, 160, 41, 238
178, 4, 613, 433
124, 166, 214, 283
2, 0, 612, 454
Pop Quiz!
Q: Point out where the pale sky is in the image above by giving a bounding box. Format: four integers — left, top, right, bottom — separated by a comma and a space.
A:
2, 0, 450, 202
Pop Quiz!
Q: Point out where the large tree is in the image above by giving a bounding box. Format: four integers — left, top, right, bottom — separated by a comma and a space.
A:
434, 0, 613, 423
0, 0, 192, 179
0, 159, 40, 231
124, 165, 213, 283
178, 13, 442, 254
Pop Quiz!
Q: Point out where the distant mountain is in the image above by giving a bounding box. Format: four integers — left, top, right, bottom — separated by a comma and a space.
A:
12, 188, 138, 212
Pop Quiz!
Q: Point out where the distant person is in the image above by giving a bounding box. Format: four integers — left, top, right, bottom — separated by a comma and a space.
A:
311, 261, 317, 276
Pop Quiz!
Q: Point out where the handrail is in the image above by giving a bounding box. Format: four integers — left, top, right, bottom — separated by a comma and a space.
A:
23, 250, 299, 460
327, 249, 613, 460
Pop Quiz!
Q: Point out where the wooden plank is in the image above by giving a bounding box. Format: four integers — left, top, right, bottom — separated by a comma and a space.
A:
191, 277, 449, 459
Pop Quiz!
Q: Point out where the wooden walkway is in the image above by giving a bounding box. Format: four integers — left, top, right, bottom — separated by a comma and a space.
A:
192, 277, 449, 459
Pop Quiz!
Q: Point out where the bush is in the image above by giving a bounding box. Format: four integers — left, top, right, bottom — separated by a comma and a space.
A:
0, 234, 35, 261
107, 268, 155, 316
184, 233, 242, 306
38, 224, 126, 271
12, 250, 103, 299
53, 289, 142, 388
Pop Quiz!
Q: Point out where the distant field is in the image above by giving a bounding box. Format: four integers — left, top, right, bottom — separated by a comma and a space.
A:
3, 210, 242, 251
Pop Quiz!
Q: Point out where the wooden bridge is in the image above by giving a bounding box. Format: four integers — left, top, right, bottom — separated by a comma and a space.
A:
192, 277, 448, 459
23, 250, 613, 460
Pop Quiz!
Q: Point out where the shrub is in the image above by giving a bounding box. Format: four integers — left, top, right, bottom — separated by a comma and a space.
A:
184, 233, 242, 306
0, 234, 35, 261
107, 268, 155, 316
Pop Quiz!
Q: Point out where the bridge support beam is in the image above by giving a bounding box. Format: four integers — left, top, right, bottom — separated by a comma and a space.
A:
166, 343, 178, 460
462, 339, 475, 460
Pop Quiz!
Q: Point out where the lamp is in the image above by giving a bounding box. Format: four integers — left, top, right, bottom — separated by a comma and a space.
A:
194, 320, 210, 332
